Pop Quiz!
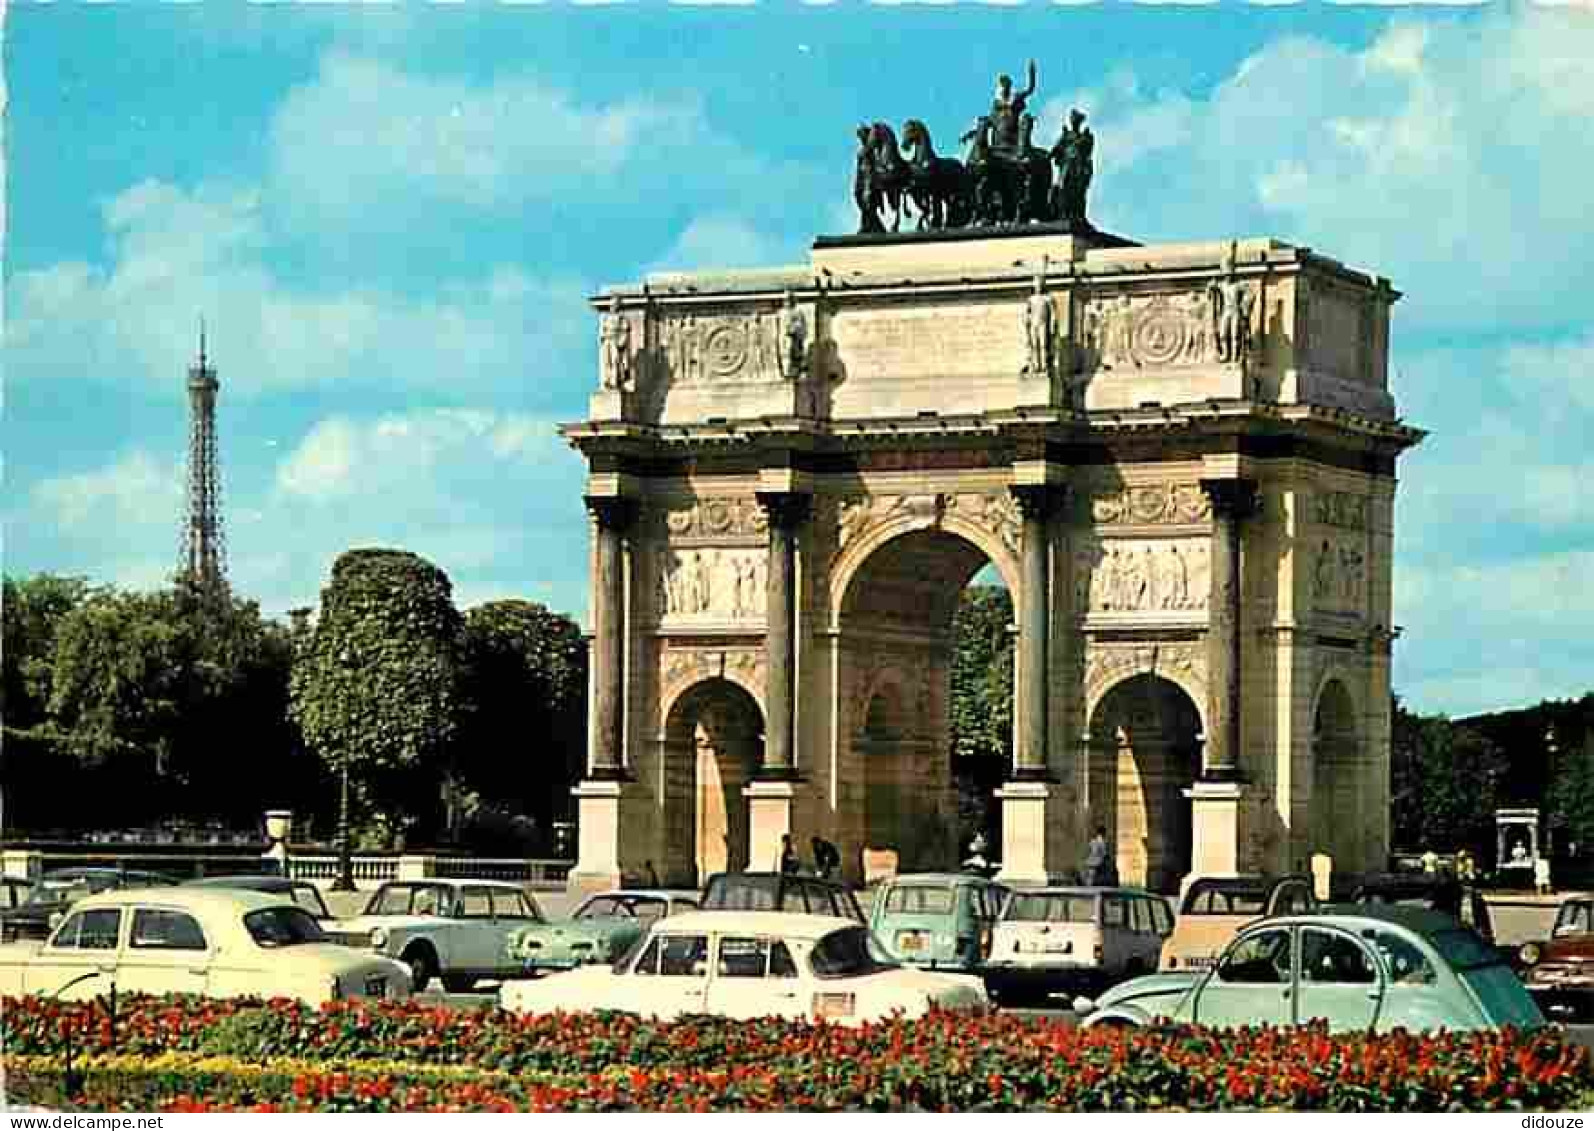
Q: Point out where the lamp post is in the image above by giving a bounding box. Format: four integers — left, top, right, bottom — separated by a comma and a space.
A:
332, 646, 357, 892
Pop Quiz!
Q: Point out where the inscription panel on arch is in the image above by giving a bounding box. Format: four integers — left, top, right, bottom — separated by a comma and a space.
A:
829, 301, 1025, 380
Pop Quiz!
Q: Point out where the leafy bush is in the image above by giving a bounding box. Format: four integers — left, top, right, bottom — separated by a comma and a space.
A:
5, 995, 1591, 1112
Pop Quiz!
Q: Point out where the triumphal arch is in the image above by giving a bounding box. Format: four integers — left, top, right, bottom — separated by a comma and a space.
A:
564, 209, 1421, 891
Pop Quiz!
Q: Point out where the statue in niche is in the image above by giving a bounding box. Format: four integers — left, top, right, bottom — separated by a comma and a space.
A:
778, 289, 808, 381
1135, 544, 1156, 609
599, 296, 634, 391
1024, 261, 1055, 380
1207, 244, 1256, 365
1099, 294, 1133, 368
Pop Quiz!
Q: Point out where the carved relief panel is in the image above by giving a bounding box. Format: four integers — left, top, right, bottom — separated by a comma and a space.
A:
1310, 490, 1369, 531
1082, 286, 1258, 373
662, 498, 768, 542
830, 491, 1021, 562
1083, 642, 1206, 717
657, 309, 798, 387
1089, 482, 1212, 526
658, 548, 767, 620
1077, 540, 1211, 614
1308, 537, 1366, 613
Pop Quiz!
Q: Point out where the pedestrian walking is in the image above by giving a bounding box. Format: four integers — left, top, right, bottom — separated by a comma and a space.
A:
780, 834, 800, 875
1084, 825, 1110, 887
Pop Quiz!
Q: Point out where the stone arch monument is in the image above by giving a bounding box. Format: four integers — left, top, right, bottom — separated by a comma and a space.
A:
565, 224, 1422, 892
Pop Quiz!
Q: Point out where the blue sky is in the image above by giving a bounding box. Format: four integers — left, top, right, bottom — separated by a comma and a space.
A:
5, 1, 1592, 718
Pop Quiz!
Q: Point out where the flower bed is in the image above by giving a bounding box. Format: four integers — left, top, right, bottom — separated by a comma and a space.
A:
4, 995, 1592, 1112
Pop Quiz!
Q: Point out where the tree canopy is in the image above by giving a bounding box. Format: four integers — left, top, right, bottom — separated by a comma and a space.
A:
288, 549, 468, 844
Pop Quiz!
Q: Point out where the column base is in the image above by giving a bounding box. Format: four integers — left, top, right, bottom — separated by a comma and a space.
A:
744, 780, 798, 874
995, 780, 1053, 885
567, 779, 625, 895
1182, 779, 1247, 885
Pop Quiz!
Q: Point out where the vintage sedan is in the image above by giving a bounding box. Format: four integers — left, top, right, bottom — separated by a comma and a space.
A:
183, 875, 335, 923
1522, 898, 1594, 1020
0, 867, 178, 942
508, 890, 697, 975
327, 879, 545, 992
0, 888, 410, 1004
500, 911, 988, 1025
1160, 874, 1317, 972
985, 887, 1172, 1004
1518, 896, 1594, 970
1083, 906, 1543, 1034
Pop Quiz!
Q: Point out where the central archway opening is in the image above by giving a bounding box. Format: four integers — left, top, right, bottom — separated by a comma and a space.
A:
838, 527, 1009, 875
661, 678, 764, 886
1087, 673, 1202, 892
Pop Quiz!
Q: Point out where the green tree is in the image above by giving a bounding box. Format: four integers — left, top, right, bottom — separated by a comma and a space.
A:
5, 581, 301, 831
948, 585, 1014, 852
1390, 697, 1509, 856
2, 574, 93, 730
456, 599, 587, 843
1547, 704, 1594, 851
288, 549, 467, 845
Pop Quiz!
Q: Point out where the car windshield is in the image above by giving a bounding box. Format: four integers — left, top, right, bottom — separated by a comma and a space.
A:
26, 875, 113, 907
1006, 893, 1095, 923
702, 875, 781, 911
245, 906, 327, 947
1182, 886, 1266, 915
809, 926, 897, 978
1433, 927, 1502, 970
882, 886, 954, 915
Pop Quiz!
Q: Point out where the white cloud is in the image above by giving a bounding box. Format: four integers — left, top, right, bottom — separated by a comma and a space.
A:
642, 216, 804, 276
7, 181, 592, 400
31, 450, 182, 534
1050, 12, 1594, 333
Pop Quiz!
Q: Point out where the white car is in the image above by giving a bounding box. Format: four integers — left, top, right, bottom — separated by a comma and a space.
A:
0, 887, 410, 1005
984, 886, 1172, 1004
500, 910, 988, 1026
328, 879, 545, 993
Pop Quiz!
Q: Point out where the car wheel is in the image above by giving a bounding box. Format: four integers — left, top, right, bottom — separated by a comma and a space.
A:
442, 973, 476, 994
403, 944, 439, 993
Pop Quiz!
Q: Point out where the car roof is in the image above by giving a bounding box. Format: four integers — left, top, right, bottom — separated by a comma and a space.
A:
72, 887, 293, 915
184, 875, 310, 890
378, 878, 529, 891
587, 889, 687, 900
1285, 904, 1466, 938
882, 872, 1002, 887
659, 911, 861, 938
1010, 886, 1157, 896
705, 871, 849, 886
1188, 874, 1309, 893
42, 867, 171, 881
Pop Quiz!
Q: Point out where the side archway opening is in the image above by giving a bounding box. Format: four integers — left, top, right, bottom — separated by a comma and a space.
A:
1312, 678, 1360, 871
661, 678, 765, 887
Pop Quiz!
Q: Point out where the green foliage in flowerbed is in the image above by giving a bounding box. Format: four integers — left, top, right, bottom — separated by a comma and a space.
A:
5, 995, 1593, 1112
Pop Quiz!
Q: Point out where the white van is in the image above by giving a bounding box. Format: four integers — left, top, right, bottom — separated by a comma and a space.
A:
984, 886, 1172, 1005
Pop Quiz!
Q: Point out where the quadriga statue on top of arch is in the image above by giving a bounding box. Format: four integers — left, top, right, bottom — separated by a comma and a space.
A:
852, 60, 1096, 235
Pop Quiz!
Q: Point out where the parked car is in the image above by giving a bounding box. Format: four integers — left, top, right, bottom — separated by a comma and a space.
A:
500, 910, 987, 1025
1084, 906, 1543, 1034
699, 872, 866, 922
507, 890, 698, 975
326, 879, 546, 992
984, 886, 1173, 1004
1344, 872, 1495, 940
0, 887, 410, 1005
0, 867, 178, 942
1518, 896, 1594, 969
1159, 875, 1317, 972
869, 873, 1008, 972
1522, 898, 1594, 1020
1, 876, 34, 911
183, 875, 334, 923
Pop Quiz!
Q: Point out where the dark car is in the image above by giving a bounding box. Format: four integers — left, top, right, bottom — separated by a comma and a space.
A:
183, 875, 334, 922
0, 867, 177, 942
1523, 898, 1594, 1021
1343, 873, 1496, 944
700, 872, 866, 922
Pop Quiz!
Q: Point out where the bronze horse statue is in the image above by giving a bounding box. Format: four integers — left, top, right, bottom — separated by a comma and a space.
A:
960, 114, 1053, 227
901, 119, 973, 230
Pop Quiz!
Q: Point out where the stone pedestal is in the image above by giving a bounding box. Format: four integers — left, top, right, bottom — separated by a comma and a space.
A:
996, 781, 1053, 884
1184, 780, 1246, 879
568, 780, 625, 894
744, 780, 798, 874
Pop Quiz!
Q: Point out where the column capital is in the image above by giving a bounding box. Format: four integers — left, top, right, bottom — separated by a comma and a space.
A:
756, 490, 813, 530
1199, 477, 1259, 520
584, 495, 639, 531
1009, 483, 1068, 520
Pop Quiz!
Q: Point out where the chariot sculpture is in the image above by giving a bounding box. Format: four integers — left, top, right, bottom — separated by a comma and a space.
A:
852, 60, 1096, 235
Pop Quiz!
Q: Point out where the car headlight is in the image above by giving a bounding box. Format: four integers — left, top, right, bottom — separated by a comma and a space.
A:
1519, 942, 1542, 967
370, 927, 389, 950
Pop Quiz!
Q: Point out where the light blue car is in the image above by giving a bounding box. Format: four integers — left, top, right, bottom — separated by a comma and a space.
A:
1081, 905, 1543, 1034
